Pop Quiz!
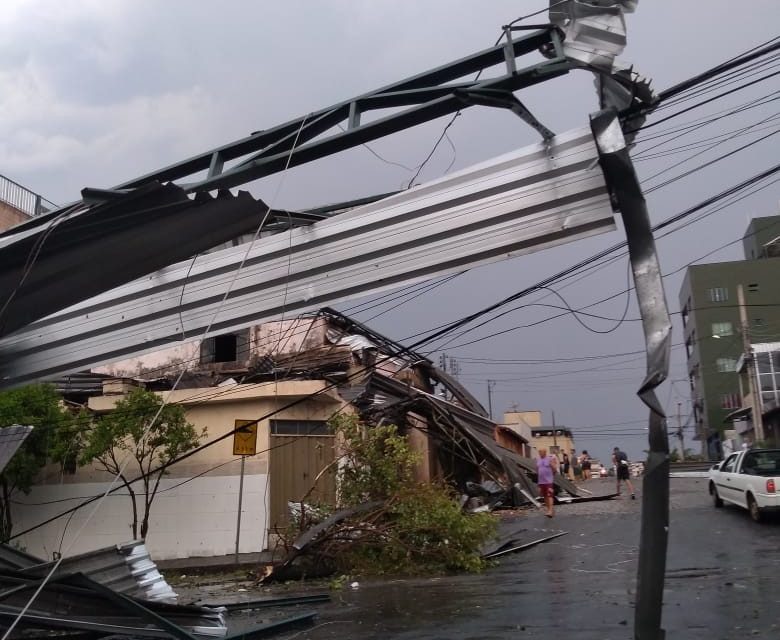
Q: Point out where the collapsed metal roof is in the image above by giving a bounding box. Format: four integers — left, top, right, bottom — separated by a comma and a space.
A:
0, 183, 325, 338
0, 127, 616, 387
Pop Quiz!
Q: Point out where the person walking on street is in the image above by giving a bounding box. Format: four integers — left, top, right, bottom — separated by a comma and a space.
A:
613, 446, 635, 499
581, 450, 592, 480
562, 453, 571, 481
536, 447, 558, 518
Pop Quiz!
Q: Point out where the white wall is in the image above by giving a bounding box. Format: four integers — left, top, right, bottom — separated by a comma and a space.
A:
12, 473, 268, 561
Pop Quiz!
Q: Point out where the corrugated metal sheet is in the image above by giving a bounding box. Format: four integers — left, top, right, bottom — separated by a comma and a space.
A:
0, 424, 33, 474
24, 539, 177, 603
0, 125, 616, 387
0, 183, 295, 338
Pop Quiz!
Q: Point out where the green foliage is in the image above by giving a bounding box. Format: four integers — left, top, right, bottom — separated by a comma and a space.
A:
327, 414, 496, 576
341, 483, 496, 575
0, 384, 79, 540
330, 414, 419, 505
80, 388, 205, 539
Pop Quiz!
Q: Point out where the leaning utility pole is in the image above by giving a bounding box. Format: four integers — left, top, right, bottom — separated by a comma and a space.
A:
738, 284, 765, 443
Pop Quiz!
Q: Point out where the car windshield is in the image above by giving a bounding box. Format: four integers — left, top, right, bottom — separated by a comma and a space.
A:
742, 450, 780, 476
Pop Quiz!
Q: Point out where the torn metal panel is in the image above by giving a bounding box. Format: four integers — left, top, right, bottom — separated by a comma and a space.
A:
550, 1, 655, 138
0, 184, 317, 338
483, 531, 568, 559
0, 125, 617, 387
0, 570, 225, 639
20, 540, 177, 603
0, 425, 33, 474
549, 0, 636, 71
221, 612, 317, 640
427, 366, 489, 418
0, 543, 40, 571
199, 594, 330, 611
590, 108, 671, 640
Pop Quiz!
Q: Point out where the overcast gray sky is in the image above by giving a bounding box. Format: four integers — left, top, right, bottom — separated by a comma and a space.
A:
2, 1, 779, 463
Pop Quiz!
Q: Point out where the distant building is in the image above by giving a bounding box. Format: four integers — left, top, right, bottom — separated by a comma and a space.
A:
529, 426, 575, 461
725, 341, 780, 450
0, 173, 55, 230
679, 214, 780, 459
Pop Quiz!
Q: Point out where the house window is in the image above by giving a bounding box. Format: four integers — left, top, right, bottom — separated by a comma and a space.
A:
707, 287, 728, 302
716, 357, 737, 373
711, 322, 733, 338
720, 393, 741, 409
270, 420, 329, 436
200, 328, 249, 364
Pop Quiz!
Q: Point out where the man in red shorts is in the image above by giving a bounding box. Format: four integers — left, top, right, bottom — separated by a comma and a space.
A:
536, 447, 558, 517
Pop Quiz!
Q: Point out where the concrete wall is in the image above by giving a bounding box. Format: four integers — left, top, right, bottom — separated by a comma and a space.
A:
94, 317, 327, 378
12, 473, 268, 561
13, 382, 344, 560
504, 410, 542, 428
0, 200, 30, 231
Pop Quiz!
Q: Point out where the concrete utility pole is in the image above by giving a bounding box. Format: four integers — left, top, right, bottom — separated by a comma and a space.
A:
487, 380, 496, 421
738, 284, 765, 443
676, 401, 685, 461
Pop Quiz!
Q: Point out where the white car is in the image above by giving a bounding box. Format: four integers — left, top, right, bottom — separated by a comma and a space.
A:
708, 448, 780, 522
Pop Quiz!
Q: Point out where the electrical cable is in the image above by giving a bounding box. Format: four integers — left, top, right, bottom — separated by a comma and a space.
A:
627, 69, 780, 135
644, 129, 780, 194
421, 168, 780, 352
633, 113, 780, 161
406, 161, 780, 351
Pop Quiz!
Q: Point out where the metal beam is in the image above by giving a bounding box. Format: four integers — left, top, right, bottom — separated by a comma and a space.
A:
0, 126, 615, 387
112, 28, 569, 192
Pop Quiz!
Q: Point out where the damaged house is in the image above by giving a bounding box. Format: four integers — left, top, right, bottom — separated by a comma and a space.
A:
12, 309, 579, 562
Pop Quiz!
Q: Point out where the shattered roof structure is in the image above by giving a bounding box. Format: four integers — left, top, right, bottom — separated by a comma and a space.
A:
0, 183, 324, 338
360, 372, 581, 500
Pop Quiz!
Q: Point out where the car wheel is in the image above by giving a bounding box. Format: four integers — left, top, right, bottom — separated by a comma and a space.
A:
710, 483, 723, 508
747, 494, 762, 523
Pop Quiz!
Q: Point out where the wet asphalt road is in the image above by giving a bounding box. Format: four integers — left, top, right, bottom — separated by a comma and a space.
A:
190, 478, 780, 639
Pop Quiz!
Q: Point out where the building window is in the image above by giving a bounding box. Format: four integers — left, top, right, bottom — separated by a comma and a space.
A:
707, 287, 728, 302
681, 304, 689, 328
747, 283, 759, 293
711, 322, 733, 338
200, 328, 249, 364
720, 393, 741, 409
270, 420, 329, 436
716, 357, 737, 373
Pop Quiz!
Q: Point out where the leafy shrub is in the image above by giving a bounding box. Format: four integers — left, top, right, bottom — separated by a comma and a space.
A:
325, 414, 496, 575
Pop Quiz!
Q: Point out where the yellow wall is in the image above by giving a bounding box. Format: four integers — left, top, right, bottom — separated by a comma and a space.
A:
45, 381, 345, 484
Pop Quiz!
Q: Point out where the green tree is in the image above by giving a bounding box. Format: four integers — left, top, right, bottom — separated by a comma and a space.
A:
80, 388, 205, 539
325, 414, 496, 575
0, 384, 77, 541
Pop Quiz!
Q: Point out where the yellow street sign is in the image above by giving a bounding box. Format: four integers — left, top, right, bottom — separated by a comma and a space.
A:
232, 419, 258, 456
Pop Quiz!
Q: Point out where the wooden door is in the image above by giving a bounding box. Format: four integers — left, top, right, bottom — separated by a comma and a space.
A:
268, 420, 336, 532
